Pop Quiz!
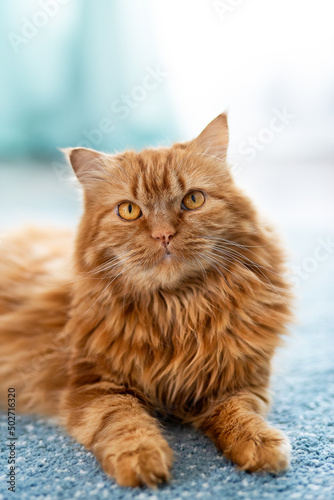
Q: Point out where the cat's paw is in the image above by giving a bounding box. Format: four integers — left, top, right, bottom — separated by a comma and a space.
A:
106, 438, 173, 488
226, 427, 291, 473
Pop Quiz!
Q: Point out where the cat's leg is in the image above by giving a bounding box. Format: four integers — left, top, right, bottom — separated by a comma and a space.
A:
200, 390, 290, 472
61, 380, 172, 487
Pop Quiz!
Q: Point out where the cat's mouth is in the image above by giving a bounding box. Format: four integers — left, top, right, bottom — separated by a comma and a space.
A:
151, 244, 182, 268
160, 247, 177, 262
162, 249, 172, 260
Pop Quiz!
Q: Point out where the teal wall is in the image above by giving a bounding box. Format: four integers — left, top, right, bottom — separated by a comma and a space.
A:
0, 0, 178, 159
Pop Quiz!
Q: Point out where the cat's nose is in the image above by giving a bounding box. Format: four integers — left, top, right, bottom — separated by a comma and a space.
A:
152, 228, 176, 247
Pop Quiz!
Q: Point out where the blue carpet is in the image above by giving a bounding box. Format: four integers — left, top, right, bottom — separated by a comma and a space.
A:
1, 230, 334, 500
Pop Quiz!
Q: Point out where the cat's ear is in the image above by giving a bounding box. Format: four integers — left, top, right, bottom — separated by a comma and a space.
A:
193, 113, 229, 159
61, 147, 107, 185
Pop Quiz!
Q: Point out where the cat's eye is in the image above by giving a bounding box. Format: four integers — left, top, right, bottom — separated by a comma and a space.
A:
117, 202, 142, 221
182, 191, 205, 210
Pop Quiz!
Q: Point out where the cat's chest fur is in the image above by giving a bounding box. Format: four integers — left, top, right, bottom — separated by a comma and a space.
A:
81, 285, 261, 420
106, 315, 226, 417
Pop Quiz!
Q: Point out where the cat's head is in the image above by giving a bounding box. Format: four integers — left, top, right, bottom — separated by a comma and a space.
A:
65, 114, 256, 293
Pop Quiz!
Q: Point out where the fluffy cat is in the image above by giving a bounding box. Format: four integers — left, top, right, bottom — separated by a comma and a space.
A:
0, 114, 292, 487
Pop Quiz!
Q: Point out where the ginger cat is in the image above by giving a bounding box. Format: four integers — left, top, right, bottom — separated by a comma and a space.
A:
0, 114, 292, 487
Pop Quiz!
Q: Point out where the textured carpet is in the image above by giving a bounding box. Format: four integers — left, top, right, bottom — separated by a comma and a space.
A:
1, 229, 334, 500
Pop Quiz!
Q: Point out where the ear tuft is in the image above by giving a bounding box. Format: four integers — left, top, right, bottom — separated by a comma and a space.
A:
193, 113, 229, 159
61, 147, 106, 185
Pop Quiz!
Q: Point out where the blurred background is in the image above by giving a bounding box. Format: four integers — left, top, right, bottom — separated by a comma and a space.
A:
0, 0, 333, 283
1, 3, 334, 496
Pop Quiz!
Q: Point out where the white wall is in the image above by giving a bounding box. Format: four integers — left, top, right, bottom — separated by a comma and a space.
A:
150, 0, 334, 164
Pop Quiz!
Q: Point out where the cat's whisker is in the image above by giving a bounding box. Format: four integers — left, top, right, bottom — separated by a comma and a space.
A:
204, 239, 289, 282
213, 244, 285, 302
94, 251, 144, 296
211, 248, 275, 285
70, 252, 141, 319
205, 242, 270, 272
210, 250, 265, 284
81, 251, 131, 275
212, 244, 271, 270
79, 258, 140, 317
119, 258, 146, 311
195, 235, 276, 249
195, 235, 285, 277
47, 250, 135, 287
208, 255, 251, 289
195, 251, 230, 288
214, 238, 275, 265
104, 252, 140, 278
211, 244, 288, 282
205, 248, 287, 301
199, 247, 267, 292
40, 253, 128, 287
192, 252, 208, 283
190, 252, 228, 315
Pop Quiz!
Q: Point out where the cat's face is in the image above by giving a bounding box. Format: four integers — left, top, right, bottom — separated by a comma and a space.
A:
67, 114, 255, 292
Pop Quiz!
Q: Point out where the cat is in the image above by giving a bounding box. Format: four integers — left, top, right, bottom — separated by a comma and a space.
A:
0, 114, 293, 488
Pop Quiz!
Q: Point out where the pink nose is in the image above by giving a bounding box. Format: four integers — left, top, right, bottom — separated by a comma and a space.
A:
152, 229, 175, 247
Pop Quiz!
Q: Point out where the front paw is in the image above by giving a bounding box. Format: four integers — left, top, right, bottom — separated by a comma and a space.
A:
225, 428, 291, 473
104, 437, 173, 488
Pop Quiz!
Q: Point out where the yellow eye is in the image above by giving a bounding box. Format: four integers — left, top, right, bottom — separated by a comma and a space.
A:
182, 191, 205, 210
118, 202, 142, 221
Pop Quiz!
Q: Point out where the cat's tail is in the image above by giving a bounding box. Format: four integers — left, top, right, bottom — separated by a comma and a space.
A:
0, 227, 73, 416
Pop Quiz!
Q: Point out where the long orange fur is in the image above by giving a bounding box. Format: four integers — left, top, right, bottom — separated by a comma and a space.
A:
0, 114, 292, 487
